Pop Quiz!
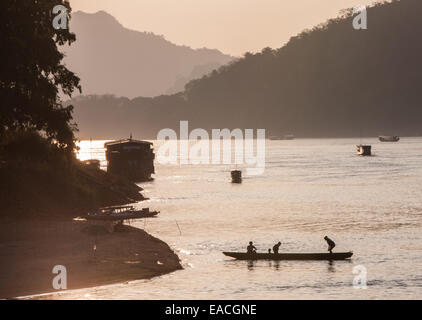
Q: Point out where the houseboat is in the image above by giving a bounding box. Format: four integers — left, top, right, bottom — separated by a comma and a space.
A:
105, 137, 155, 182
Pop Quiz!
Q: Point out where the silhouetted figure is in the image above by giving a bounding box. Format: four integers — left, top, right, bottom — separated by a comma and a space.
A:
273, 242, 281, 254
247, 241, 257, 254
268, 249, 271, 254
324, 236, 336, 253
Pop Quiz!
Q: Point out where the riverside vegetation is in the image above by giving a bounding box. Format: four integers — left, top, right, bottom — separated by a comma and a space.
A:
0, 1, 182, 298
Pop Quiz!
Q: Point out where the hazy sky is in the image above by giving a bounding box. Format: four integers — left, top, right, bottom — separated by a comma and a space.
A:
70, 0, 380, 56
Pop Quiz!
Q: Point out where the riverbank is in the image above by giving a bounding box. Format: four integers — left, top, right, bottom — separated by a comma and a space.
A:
0, 219, 182, 299
0, 160, 146, 218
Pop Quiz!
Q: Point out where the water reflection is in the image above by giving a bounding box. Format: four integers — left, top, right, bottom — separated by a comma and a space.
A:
268, 260, 280, 270
327, 260, 335, 273
247, 260, 255, 271
246, 259, 281, 271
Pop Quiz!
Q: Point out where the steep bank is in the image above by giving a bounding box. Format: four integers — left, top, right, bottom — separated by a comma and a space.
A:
0, 219, 182, 298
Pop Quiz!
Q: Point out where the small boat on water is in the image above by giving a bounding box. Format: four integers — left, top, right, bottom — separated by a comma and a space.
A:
283, 134, 295, 140
85, 206, 159, 221
357, 144, 372, 156
269, 134, 295, 140
379, 136, 400, 142
223, 251, 353, 261
231, 170, 242, 184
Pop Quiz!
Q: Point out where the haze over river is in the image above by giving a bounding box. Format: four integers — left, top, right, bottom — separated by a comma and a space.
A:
50, 138, 422, 299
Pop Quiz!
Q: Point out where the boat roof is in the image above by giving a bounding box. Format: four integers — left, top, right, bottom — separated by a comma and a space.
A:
105, 138, 153, 147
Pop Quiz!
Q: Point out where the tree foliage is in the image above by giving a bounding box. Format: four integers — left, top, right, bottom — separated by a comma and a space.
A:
0, 0, 81, 153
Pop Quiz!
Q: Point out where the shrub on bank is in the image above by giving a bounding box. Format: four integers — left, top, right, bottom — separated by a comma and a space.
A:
0, 130, 144, 218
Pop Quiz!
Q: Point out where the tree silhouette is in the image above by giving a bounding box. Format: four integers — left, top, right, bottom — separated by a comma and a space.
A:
0, 0, 81, 153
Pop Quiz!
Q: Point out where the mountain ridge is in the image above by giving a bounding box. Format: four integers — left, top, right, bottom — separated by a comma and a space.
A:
63, 10, 234, 98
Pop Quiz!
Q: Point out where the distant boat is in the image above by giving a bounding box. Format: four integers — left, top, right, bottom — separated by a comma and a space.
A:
82, 159, 101, 168
357, 144, 372, 156
231, 170, 242, 184
283, 134, 295, 140
379, 135, 400, 142
269, 134, 295, 140
223, 251, 353, 261
85, 206, 159, 221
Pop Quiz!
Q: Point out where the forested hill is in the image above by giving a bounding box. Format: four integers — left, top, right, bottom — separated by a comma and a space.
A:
72, 0, 422, 139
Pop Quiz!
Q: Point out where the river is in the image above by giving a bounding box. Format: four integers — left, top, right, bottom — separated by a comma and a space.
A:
50, 138, 422, 299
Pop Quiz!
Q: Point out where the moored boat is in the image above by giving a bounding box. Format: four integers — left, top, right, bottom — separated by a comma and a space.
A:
223, 251, 353, 261
85, 206, 159, 221
82, 159, 101, 168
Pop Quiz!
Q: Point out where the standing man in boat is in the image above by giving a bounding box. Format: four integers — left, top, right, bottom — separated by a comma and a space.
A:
272, 242, 281, 254
247, 241, 257, 254
324, 236, 336, 253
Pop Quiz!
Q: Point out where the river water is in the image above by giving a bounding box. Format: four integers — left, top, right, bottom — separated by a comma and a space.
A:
53, 138, 421, 299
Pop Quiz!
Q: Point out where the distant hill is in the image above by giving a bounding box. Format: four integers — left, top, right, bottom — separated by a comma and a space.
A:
71, 0, 422, 139
165, 62, 223, 95
63, 11, 234, 98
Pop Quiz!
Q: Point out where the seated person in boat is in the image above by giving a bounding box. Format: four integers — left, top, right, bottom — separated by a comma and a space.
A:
324, 236, 336, 253
273, 242, 281, 254
247, 241, 257, 254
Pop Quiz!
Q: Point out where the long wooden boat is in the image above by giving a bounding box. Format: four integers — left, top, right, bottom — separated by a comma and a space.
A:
223, 251, 353, 261
85, 208, 159, 221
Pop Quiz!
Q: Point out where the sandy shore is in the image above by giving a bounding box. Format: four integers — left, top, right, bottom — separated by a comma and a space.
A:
0, 219, 182, 299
